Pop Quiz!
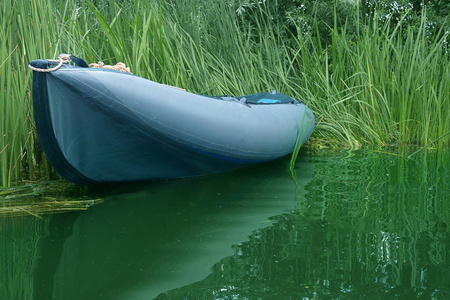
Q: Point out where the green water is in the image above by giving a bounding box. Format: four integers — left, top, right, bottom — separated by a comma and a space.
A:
1, 149, 449, 299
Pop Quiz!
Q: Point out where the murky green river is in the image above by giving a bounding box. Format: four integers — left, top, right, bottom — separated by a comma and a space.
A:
1, 149, 449, 299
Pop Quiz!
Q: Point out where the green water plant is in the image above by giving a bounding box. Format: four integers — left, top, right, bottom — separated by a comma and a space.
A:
0, 181, 103, 216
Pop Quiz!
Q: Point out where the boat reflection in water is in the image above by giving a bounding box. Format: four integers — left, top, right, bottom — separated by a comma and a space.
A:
33, 157, 313, 300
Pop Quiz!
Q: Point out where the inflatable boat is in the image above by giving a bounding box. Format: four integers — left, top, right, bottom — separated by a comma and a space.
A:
29, 55, 314, 184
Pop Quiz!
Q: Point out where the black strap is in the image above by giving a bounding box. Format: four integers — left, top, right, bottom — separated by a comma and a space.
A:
69, 55, 89, 68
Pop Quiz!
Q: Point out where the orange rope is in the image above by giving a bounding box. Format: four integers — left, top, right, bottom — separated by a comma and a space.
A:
89, 61, 131, 73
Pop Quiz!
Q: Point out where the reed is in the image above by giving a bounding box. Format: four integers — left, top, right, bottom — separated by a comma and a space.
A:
289, 9, 450, 148
1, 0, 95, 186
1, 0, 449, 186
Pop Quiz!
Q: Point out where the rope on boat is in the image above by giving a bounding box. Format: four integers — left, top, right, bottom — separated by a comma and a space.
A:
28, 54, 132, 73
28, 54, 71, 72
89, 61, 131, 73
28, 54, 187, 90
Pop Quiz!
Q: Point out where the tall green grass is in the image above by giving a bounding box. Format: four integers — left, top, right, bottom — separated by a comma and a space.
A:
290, 10, 450, 147
1, 0, 449, 186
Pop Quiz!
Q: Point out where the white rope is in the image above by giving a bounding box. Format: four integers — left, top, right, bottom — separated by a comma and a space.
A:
28, 54, 71, 72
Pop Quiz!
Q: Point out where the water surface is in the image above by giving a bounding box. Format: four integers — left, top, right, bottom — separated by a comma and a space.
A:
1, 149, 449, 299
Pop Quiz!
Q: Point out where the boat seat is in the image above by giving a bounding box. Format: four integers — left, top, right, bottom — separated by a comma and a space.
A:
213, 92, 301, 105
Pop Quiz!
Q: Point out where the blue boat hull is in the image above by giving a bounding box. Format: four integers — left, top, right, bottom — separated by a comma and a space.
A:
30, 58, 314, 183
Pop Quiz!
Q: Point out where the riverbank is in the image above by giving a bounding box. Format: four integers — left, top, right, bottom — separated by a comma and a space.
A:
1, 0, 449, 186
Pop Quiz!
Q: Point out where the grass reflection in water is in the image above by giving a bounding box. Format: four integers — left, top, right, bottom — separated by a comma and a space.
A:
159, 149, 450, 299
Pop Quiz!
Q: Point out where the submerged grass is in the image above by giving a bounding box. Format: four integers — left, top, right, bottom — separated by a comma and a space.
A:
1, 0, 449, 186
0, 181, 103, 216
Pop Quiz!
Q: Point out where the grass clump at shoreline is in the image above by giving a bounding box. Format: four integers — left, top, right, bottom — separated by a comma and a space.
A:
1, 0, 449, 186
0, 180, 103, 216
